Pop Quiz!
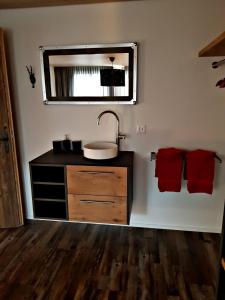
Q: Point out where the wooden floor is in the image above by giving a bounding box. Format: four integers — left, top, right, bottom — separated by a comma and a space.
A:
0, 221, 220, 300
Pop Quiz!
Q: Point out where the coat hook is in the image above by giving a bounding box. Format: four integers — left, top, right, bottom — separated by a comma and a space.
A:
212, 59, 225, 69
26, 65, 36, 88
215, 154, 222, 163
150, 152, 156, 161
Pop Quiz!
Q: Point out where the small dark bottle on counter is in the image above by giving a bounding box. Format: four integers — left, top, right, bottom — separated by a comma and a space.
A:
52, 140, 63, 154
71, 140, 82, 154
62, 134, 71, 152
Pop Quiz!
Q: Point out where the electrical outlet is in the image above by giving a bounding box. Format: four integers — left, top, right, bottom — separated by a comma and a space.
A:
136, 124, 146, 134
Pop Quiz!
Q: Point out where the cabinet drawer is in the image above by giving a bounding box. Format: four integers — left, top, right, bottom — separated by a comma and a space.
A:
68, 194, 127, 224
67, 165, 127, 196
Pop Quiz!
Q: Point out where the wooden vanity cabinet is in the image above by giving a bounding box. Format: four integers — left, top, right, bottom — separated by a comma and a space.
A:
30, 150, 133, 225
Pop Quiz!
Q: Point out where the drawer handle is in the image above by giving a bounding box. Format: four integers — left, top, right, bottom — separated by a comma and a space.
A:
80, 199, 115, 205
76, 171, 115, 175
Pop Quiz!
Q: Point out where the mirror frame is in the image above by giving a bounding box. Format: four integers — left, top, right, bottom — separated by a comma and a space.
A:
40, 42, 137, 105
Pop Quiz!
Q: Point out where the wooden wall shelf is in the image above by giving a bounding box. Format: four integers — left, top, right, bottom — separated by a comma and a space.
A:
199, 32, 225, 57
0, 0, 138, 9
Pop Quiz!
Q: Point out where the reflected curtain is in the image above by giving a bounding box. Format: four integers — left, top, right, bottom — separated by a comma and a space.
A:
54, 67, 75, 97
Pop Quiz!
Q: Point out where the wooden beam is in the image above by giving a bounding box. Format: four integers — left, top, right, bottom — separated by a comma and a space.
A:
199, 32, 225, 57
0, 0, 138, 9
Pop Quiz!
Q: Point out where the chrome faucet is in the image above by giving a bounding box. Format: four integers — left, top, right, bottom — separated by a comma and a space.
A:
97, 110, 126, 151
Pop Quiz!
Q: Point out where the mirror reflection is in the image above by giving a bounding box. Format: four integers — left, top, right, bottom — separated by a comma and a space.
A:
49, 53, 129, 97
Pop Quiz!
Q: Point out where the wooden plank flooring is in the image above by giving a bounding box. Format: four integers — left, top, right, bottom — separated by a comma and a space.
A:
0, 221, 220, 300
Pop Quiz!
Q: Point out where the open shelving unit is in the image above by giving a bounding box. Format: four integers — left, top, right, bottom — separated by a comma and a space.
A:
30, 165, 68, 220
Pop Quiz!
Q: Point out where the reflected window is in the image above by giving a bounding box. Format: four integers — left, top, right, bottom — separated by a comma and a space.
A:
51, 65, 128, 97
49, 54, 129, 97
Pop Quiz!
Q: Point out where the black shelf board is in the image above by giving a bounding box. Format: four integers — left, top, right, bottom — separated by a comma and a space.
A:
34, 198, 66, 203
33, 181, 65, 186
34, 216, 67, 221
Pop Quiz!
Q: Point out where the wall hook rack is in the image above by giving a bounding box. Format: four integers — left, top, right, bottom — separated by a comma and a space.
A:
215, 154, 222, 163
212, 59, 225, 69
150, 152, 156, 161
26, 65, 36, 88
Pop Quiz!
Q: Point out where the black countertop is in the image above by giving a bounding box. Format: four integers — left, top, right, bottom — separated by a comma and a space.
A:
30, 150, 134, 167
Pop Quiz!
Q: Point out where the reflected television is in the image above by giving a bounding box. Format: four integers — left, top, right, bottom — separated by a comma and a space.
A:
100, 69, 125, 86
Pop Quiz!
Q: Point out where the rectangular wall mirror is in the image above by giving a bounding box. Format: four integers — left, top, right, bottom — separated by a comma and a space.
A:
40, 43, 137, 105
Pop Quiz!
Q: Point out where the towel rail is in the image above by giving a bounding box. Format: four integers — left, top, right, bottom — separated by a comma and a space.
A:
150, 152, 156, 161
215, 154, 222, 163
150, 151, 222, 163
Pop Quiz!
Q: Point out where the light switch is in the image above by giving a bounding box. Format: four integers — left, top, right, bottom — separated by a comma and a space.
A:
136, 125, 146, 134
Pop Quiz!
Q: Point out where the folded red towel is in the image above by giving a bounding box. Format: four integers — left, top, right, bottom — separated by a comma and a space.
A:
186, 150, 215, 194
155, 148, 185, 192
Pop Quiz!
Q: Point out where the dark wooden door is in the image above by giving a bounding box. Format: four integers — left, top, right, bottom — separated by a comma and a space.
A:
217, 202, 225, 299
0, 28, 23, 228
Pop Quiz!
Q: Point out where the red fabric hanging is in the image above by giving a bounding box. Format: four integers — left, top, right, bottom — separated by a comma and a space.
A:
186, 150, 215, 194
155, 148, 185, 192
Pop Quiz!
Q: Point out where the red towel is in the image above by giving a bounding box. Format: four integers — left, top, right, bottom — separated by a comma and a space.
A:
155, 148, 185, 192
186, 150, 215, 194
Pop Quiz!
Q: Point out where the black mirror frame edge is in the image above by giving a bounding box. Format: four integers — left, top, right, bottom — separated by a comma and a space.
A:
40, 42, 138, 105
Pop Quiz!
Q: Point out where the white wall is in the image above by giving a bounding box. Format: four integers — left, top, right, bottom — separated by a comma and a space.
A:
1, 0, 225, 232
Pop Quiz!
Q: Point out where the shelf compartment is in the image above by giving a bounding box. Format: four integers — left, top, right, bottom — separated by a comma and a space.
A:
33, 200, 67, 219
31, 165, 65, 183
199, 31, 225, 57
32, 184, 65, 200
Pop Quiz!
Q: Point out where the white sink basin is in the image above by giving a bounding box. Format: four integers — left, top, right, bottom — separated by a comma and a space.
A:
83, 142, 118, 160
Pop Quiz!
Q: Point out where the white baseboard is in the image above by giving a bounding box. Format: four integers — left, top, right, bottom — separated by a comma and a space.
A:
26, 216, 221, 233
130, 221, 221, 233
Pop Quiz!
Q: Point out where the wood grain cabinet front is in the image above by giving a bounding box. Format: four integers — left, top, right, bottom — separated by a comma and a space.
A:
67, 165, 127, 196
68, 194, 127, 224
67, 165, 129, 224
